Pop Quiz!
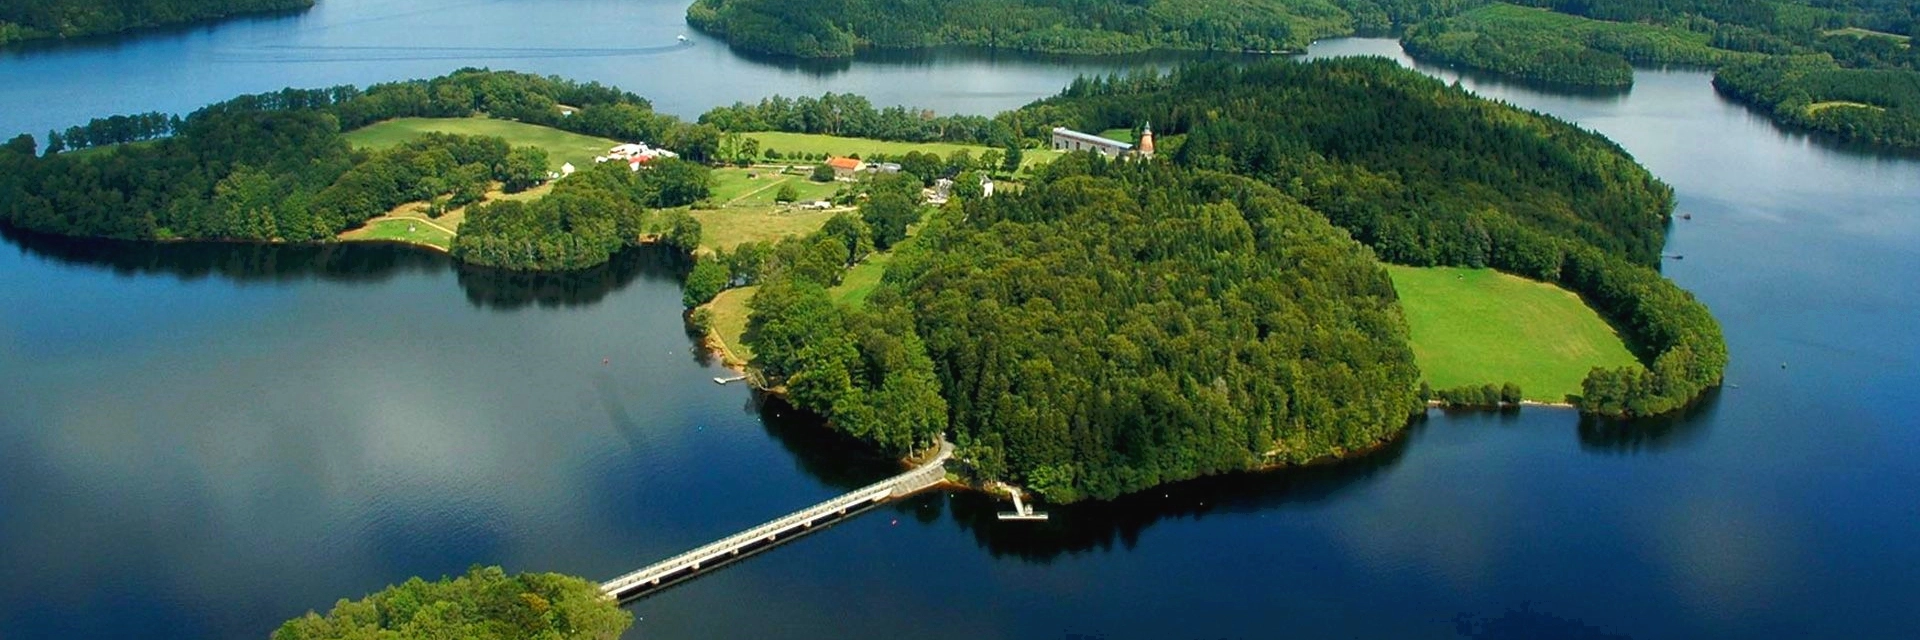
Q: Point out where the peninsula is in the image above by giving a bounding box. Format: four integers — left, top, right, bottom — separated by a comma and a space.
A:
0, 59, 1723, 507
685, 0, 1920, 150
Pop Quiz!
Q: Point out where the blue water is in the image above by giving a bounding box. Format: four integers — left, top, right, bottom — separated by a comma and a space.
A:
3, 3, 1919, 638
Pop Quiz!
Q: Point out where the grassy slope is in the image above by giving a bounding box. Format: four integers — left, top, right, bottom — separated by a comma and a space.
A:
694, 167, 850, 251
706, 285, 757, 363
343, 117, 622, 171
338, 218, 455, 250
1388, 265, 1640, 403
745, 131, 1061, 168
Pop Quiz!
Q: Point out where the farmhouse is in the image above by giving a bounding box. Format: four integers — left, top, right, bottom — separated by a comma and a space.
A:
825, 156, 864, 180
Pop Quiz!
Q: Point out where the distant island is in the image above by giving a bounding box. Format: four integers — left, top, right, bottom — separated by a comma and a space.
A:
686, 0, 1920, 150
0, 0, 313, 45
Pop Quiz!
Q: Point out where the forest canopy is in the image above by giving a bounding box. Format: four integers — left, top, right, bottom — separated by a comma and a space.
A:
0, 0, 312, 44
0, 69, 720, 270
1005, 58, 1722, 418
895, 159, 1421, 501
270, 566, 630, 640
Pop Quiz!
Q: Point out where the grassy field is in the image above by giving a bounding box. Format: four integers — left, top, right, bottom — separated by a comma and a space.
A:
1823, 27, 1911, 43
693, 167, 852, 251
1807, 100, 1886, 114
1389, 265, 1640, 403
831, 251, 891, 306
709, 166, 841, 205
339, 218, 455, 251
343, 117, 622, 171
744, 131, 1060, 169
691, 205, 845, 252
705, 286, 757, 363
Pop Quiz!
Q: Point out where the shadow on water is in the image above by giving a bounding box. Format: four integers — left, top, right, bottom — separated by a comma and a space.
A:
1, 224, 682, 309
731, 387, 1423, 563
0, 7, 314, 57
454, 245, 687, 310
749, 393, 919, 493
729, 44, 1269, 79
940, 419, 1423, 564
1, 224, 447, 283
1576, 386, 1721, 454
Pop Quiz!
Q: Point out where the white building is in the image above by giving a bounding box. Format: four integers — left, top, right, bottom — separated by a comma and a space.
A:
1050, 127, 1132, 157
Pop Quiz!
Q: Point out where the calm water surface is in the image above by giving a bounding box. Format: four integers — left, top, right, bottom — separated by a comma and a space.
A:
3, 3, 1919, 639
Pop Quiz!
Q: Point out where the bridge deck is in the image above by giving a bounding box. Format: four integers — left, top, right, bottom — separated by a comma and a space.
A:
601, 440, 950, 600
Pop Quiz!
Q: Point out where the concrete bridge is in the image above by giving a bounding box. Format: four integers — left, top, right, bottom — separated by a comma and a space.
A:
601, 439, 952, 601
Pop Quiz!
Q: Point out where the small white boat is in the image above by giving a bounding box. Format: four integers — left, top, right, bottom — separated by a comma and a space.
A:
677, 35, 689, 42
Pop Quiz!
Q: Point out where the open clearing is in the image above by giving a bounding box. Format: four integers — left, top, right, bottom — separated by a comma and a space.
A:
693, 167, 850, 251
705, 286, 756, 363
343, 117, 623, 171
743, 131, 1060, 169
1806, 100, 1887, 115
691, 205, 844, 252
1388, 265, 1640, 403
1823, 27, 1911, 43
339, 217, 455, 250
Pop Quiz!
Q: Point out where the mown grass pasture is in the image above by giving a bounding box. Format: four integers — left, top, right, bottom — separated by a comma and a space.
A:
1389, 265, 1641, 403
344, 117, 623, 171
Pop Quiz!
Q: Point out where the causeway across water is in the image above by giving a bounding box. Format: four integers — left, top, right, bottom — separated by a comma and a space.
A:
601, 439, 953, 601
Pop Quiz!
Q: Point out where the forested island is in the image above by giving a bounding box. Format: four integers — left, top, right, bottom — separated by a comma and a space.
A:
688, 0, 1920, 150
0, 0, 312, 45
0, 69, 717, 271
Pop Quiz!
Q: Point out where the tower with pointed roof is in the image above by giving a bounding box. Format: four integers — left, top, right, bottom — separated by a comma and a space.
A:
1138, 121, 1155, 158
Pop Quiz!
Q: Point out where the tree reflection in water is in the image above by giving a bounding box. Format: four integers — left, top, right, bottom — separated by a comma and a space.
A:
1, 224, 688, 310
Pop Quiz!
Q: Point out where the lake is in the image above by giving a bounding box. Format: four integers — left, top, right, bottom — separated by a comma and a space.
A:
3, 2, 1919, 638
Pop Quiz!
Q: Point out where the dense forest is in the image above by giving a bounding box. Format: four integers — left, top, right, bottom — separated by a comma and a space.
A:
1005, 58, 1723, 418
452, 159, 709, 271
685, 0, 1476, 58
700, 93, 1013, 146
1402, 3, 1762, 87
1715, 54, 1920, 148
688, 0, 1920, 149
0, 0, 311, 44
895, 160, 1421, 501
1399, 1, 1920, 148
0, 69, 722, 270
270, 566, 630, 640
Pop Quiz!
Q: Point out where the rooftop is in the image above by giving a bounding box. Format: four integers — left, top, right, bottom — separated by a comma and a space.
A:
1051, 127, 1132, 150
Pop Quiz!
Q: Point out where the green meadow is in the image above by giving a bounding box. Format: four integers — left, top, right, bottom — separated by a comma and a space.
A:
343, 117, 623, 171
1389, 265, 1641, 403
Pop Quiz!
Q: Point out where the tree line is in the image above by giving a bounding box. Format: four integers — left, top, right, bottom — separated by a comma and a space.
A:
0, 69, 712, 270
1399, 1, 1920, 149
0, 0, 311, 45
700, 93, 1015, 146
453, 160, 709, 271
1008, 58, 1723, 418
270, 566, 629, 640
685, 0, 1381, 59
702, 173, 950, 456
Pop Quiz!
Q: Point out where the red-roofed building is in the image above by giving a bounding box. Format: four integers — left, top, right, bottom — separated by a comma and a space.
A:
825, 156, 864, 180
